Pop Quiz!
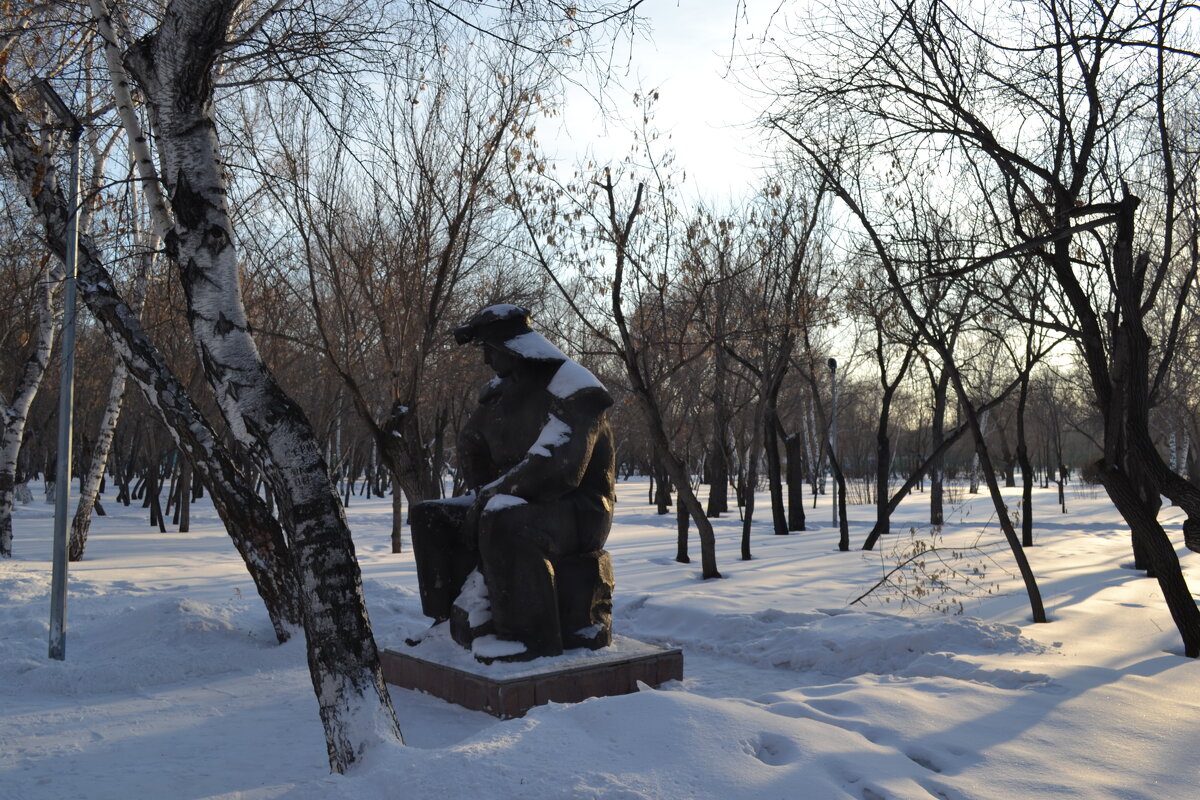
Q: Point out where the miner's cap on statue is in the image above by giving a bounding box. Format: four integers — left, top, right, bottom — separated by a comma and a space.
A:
453, 304, 568, 364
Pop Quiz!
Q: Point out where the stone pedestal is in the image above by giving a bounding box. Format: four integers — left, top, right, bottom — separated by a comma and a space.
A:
382, 632, 683, 719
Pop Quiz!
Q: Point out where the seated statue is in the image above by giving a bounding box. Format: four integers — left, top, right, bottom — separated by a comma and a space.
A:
408, 304, 616, 662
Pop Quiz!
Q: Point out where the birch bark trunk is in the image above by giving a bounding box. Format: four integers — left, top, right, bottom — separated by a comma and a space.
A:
123, 0, 402, 769
69, 354, 128, 560
69, 97, 156, 560
0, 77, 301, 643
1, 260, 60, 557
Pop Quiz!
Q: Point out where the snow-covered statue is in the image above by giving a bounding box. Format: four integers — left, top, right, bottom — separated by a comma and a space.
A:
409, 304, 616, 663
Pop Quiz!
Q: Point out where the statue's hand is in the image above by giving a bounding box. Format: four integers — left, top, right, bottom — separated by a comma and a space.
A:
463, 485, 496, 534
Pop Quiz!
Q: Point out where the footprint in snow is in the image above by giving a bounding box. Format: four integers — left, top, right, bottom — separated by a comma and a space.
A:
748, 732, 800, 766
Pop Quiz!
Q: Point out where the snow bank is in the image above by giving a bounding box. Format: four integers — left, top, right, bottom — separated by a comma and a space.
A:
621, 599, 1048, 686
0, 570, 285, 696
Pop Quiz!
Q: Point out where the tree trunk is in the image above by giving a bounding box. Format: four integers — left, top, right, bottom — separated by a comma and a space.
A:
870, 341, 912, 540
861, 418, 972, 550
676, 500, 690, 563
740, 391, 769, 559
390, 478, 405, 553
929, 369, 950, 526
599, 175, 720, 579
947, 370, 1046, 624
0, 258, 59, 558
764, 404, 789, 536
653, 451, 672, 514
1057, 464, 1067, 515
173, 459, 192, 532
827, 443, 849, 551
706, 423, 730, 517
1097, 457, 1199, 656
146, 458, 166, 533
0, 76, 303, 643
1088, 195, 1200, 654
71, 356, 130, 560
875, 407, 892, 537
629, 386, 720, 577
706, 347, 731, 517
996, 422, 1017, 488
784, 432, 806, 531
1015, 370, 1034, 548
124, 1, 402, 768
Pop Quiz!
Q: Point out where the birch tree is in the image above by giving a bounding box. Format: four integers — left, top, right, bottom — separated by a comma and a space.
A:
115, 0, 646, 770
0, 245, 60, 558
108, 0, 403, 768
0, 78, 305, 642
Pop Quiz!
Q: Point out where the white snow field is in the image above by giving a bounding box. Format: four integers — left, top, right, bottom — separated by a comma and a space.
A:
2, 477, 1197, 799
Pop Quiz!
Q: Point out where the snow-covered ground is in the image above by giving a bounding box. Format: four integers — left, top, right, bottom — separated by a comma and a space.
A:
2, 477, 1197, 799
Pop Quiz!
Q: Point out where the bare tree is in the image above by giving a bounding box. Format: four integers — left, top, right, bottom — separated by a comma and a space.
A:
762, 0, 1200, 649
720, 179, 827, 555
847, 273, 916, 539
0, 232, 60, 558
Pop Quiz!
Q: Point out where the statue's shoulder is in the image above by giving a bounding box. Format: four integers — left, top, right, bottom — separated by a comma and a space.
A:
478, 376, 506, 404
547, 360, 613, 413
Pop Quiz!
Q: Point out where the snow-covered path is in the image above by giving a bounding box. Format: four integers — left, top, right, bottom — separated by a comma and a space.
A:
2, 479, 1196, 799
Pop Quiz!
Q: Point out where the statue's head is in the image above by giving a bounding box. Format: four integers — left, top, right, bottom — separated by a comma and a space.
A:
454, 305, 567, 372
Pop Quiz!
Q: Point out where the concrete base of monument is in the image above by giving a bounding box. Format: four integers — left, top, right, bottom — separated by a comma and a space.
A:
381, 626, 683, 719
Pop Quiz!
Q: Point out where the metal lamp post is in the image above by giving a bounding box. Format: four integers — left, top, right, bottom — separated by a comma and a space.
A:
828, 357, 838, 529
36, 78, 83, 662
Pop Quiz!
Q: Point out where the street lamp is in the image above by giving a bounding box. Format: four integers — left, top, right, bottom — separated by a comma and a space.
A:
828, 357, 838, 529
35, 78, 83, 662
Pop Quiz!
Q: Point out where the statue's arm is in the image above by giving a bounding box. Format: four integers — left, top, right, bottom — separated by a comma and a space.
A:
458, 420, 496, 490
484, 386, 612, 502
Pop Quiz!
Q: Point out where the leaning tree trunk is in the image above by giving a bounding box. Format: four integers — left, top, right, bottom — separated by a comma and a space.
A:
946, 369, 1047, 624
861, 418, 972, 551
70, 351, 129, 560
601, 175, 719, 578
1097, 450, 1199, 657
622, 366, 718, 577
656, 426, 721, 578
0, 78, 301, 642
1090, 196, 1200, 656
124, 0, 402, 769
0, 259, 59, 557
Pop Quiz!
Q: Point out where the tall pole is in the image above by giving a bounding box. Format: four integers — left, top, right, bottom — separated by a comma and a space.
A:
828, 358, 838, 529
38, 79, 83, 662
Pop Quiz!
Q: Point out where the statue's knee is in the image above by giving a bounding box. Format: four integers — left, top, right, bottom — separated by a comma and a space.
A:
480, 506, 559, 556
478, 509, 520, 557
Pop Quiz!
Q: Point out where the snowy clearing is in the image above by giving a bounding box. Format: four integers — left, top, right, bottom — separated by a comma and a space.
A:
2, 478, 1197, 799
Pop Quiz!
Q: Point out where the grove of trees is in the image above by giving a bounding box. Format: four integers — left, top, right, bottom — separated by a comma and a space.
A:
2, 0, 1198, 773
